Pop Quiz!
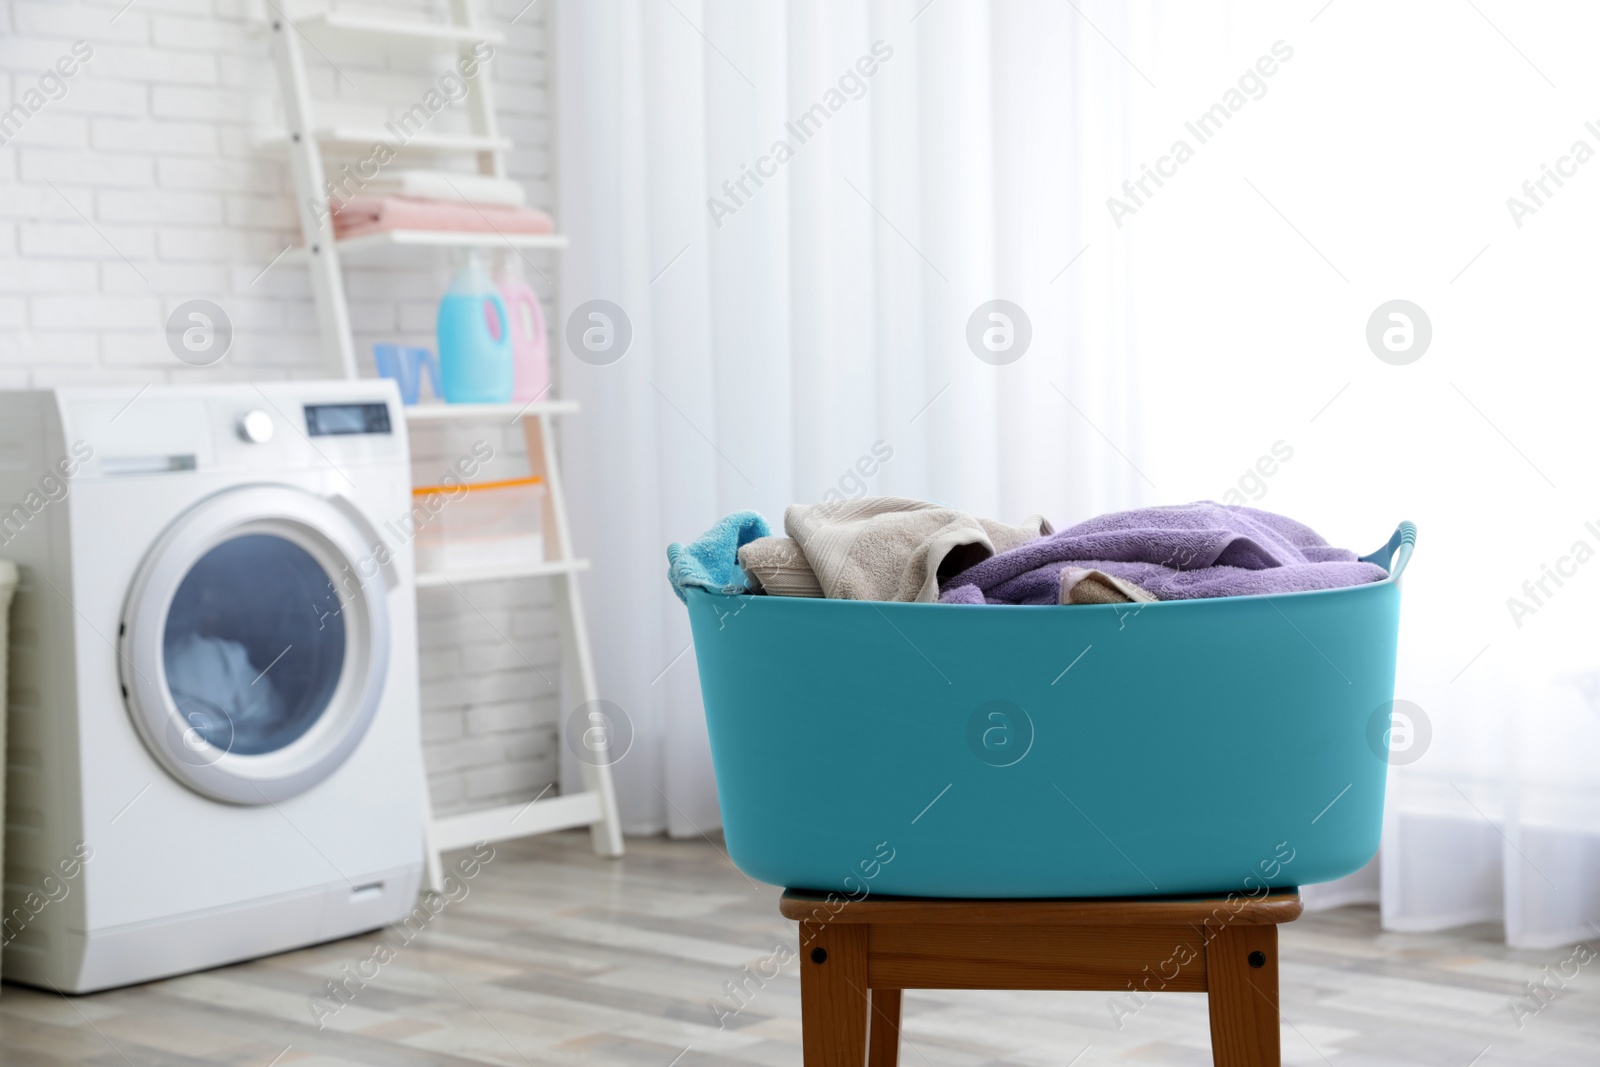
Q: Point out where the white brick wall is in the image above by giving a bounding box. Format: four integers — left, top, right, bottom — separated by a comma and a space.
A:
1, 0, 564, 816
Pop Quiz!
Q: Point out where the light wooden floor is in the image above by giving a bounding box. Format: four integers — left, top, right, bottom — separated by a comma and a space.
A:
2, 830, 1596, 1066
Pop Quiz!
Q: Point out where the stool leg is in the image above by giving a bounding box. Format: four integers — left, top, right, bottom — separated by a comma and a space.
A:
1205, 924, 1281, 1067
800, 924, 870, 1067
867, 988, 902, 1067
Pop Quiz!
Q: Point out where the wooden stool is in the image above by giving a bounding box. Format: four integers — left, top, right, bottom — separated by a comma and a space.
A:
780, 888, 1302, 1067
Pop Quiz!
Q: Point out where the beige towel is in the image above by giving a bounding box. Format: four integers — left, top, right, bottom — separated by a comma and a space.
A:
738, 537, 825, 598
784, 497, 1051, 603
1059, 567, 1157, 605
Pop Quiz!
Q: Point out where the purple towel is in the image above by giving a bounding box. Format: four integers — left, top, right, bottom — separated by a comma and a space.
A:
938, 502, 1388, 604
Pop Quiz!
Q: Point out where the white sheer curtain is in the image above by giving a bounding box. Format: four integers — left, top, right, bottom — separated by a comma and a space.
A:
1127, 2, 1600, 949
555, 0, 1139, 836
556, 0, 1600, 949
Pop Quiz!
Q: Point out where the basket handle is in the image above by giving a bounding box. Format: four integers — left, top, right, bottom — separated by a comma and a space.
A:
1360, 521, 1417, 580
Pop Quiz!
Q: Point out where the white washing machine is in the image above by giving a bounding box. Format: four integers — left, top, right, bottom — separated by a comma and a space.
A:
0, 383, 426, 992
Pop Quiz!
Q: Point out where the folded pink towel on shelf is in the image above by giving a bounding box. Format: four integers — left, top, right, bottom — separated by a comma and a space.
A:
330, 196, 555, 239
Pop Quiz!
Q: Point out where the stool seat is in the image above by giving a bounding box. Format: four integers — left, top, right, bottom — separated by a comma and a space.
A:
781, 888, 1302, 1067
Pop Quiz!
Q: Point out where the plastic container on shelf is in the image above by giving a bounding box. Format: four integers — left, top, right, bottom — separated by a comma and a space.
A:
436, 250, 514, 404
412, 476, 545, 574
493, 252, 550, 404
373, 344, 441, 405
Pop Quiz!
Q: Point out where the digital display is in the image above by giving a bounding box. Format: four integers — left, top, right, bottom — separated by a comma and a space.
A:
304, 403, 392, 437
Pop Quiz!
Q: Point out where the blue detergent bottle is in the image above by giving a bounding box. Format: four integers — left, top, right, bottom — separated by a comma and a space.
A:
437, 251, 514, 403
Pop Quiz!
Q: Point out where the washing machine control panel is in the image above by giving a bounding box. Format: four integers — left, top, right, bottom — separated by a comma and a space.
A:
238, 410, 274, 443
53, 384, 408, 477
304, 402, 392, 437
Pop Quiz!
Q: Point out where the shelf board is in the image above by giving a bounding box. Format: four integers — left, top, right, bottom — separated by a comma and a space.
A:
430, 792, 603, 852
262, 128, 510, 153
414, 557, 590, 589
404, 399, 578, 422
338, 229, 568, 254
297, 11, 506, 45
284, 230, 567, 263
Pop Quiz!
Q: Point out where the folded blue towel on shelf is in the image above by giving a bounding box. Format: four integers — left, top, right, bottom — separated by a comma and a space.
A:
666, 511, 772, 602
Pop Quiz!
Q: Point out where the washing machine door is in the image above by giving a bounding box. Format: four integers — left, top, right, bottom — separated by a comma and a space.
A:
119, 484, 392, 804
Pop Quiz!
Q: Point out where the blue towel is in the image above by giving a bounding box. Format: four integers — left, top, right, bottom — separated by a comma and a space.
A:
666, 511, 772, 603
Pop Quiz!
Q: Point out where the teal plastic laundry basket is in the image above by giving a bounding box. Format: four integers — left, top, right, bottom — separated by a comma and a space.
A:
683, 523, 1414, 899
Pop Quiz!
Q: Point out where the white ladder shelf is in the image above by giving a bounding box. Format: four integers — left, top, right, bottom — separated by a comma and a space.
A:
262, 1, 624, 886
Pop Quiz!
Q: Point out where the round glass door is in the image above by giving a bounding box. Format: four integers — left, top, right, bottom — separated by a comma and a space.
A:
163, 534, 348, 757
121, 485, 391, 804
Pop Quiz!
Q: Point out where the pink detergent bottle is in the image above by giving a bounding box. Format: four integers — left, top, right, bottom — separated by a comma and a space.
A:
494, 253, 550, 404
